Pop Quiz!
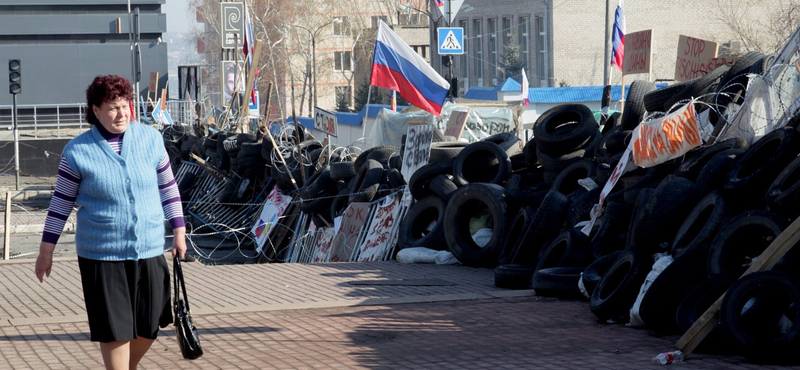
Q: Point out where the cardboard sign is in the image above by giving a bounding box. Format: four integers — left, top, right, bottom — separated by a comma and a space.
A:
631, 102, 702, 168
357, 194, 402, 262
674, 35, 720, 82
252, 187, 293, 253
314, 106, 338, 137
401, 124, 435, 181
148, 72, 159, 93
330, 202, 371, 262
311, 226, 336, 263
444, 109, 470, 138
623, 29, 653, 76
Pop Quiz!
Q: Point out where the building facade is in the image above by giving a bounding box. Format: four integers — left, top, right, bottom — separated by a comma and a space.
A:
444, 0, 789, 94
444, 0, 552, 95
0, 0, 168, 107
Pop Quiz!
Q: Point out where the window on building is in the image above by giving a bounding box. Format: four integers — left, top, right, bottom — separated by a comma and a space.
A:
333, 16, 350, 36
412, 45, 428, 59
371, 15, 388, 29
502, 17, 513, 47
519, 16, 529, 71
459, 20, 469, 81
335, 86, 352, 103
334, 51, 352, 72
488, 18, 498, 80
473, 19, 483, 80
398, 11, 428, 27
536, 16, 548, 86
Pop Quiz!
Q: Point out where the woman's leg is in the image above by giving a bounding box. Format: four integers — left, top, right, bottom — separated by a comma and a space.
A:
99, 341, 130, 370
99, 338, 155, 370
129, 337, 155, 369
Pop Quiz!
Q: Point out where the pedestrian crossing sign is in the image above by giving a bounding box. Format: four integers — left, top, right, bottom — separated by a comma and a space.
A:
438, 27, 464, 55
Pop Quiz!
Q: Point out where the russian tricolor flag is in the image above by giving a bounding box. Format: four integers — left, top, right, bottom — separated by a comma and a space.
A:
370, 20, 450, 117
610, 0, 625, 71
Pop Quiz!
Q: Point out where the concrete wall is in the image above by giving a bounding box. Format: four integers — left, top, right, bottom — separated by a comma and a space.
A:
0, 139, 68, 178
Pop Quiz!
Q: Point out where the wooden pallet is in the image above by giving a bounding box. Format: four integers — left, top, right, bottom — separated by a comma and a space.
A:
675, 215, 800, 356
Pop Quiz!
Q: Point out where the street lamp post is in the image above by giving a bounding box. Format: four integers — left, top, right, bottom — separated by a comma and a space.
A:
296, 18, 341, 114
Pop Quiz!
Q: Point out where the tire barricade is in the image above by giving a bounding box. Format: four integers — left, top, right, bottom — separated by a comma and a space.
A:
160, 51, 800, 364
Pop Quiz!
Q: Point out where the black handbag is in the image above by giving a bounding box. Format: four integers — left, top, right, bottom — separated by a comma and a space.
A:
173, 257, 204, 360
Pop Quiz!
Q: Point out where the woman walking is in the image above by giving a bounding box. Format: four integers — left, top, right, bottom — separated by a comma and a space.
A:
35, 74, 187, 369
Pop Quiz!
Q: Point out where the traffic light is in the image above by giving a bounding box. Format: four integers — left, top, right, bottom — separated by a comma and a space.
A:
449, 77, 458, 98
8, 59, 21, 95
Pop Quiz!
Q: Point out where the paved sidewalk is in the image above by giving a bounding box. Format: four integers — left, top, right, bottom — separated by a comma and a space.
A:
2, 255, 798, 369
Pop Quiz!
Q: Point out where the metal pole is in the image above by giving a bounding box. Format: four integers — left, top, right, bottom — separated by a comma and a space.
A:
12, 94, 19, 191
4, 191, 10, 260
542, 0, 551, 87
128, 1, 134, 87
312, 34, 317, 110
603, 0, 611, 86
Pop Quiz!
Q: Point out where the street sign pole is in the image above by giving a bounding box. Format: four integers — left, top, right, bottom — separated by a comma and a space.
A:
12, 93, 18, 191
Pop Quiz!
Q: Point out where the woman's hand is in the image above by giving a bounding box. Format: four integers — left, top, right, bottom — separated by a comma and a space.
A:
171, 227, 187, 260
35, 242, 56, 283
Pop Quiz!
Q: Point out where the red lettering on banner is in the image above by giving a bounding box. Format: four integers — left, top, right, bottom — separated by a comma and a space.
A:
682, 106, 701, 146
682, 37, 706, 57
627, 53, 647, 73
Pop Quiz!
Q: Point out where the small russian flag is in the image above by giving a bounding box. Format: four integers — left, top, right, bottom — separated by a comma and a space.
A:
434, 0, 444, 7
610, 0, 625, 71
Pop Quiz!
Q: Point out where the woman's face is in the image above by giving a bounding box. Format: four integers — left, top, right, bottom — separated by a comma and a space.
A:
93, 97, 130, 134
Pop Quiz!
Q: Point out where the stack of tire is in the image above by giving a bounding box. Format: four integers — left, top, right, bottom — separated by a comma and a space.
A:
492, 104, 604, 293
223, 132, 263, 179
161, 123, 197, 175
397, 132, 524, 266
297, 146, 355, 229
486, 51, 800, 365
261, 127, 318, 194
161, 124, 200, 202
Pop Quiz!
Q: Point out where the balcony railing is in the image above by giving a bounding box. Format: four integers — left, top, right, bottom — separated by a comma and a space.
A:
0, 101, 196, 139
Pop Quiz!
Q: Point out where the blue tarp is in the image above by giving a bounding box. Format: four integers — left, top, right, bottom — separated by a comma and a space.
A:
463, 79, 668, 104
283, 104, 408, 128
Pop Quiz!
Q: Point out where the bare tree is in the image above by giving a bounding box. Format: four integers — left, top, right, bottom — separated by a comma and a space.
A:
716, 0, 800, 54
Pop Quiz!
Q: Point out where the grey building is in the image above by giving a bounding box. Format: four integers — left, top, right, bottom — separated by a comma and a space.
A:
0, 0, 168, 107
426, 0, 551, 96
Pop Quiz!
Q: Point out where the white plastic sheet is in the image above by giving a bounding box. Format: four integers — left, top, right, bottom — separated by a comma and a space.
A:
629, 253, 673, 328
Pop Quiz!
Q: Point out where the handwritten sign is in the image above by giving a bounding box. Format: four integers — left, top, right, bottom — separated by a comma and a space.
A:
252, 187, 293, 253
330, 202, 371, 262
674, 35, 720, 82
402, 124, 435, 181
444, 109, 470, 139
631, 102, 702, 168
623, 29, 653, 76
311, 226, 336, 263
314, 106, 338, 137
357, 194, 402, 262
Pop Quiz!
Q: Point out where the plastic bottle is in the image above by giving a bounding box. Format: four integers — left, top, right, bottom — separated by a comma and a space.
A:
651, 350, 684, 365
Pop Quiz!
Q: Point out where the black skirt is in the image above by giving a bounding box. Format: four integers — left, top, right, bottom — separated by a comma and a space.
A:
78, 255, 173, 342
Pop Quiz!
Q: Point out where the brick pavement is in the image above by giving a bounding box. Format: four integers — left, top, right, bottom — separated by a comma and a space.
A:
2, 257, 800, 369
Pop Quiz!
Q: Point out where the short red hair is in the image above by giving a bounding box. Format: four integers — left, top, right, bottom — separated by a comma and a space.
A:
85, 75, 133, 125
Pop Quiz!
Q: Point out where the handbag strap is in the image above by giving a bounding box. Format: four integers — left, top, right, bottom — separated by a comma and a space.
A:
173, 257, 192, 311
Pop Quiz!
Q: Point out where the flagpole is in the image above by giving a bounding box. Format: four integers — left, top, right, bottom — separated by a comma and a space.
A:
363, 85, 372, 141
620, 75, 626, 114
603, 0, 611, 86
